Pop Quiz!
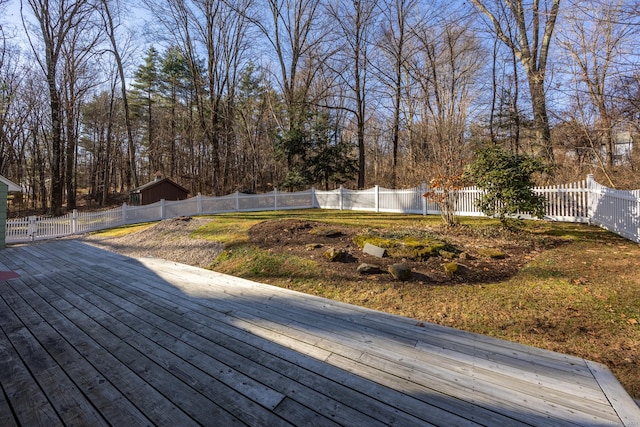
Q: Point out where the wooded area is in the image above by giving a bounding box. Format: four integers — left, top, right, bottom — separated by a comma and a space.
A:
1, 0, 640, 215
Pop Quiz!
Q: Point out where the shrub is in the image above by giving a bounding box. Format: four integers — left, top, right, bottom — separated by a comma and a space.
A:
464, 144, 547, 226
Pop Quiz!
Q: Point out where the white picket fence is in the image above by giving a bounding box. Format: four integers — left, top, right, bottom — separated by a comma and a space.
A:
6, 174, 639, 244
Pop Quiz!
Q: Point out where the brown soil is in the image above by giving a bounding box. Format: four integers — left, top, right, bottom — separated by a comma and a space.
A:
248, 218, 564, 285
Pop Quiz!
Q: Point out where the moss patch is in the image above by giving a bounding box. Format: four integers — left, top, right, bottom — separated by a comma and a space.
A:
477, 247, 507, 259
354, 231, 455, 260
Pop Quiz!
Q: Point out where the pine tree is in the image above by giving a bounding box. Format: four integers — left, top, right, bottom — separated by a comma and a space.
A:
131, 46, 161, 176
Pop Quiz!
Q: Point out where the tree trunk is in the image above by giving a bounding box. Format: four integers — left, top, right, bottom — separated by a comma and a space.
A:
48, 73, 64, 216
65, 100, 77, 210
101, 0, 138, 189
528, 71, 553, 163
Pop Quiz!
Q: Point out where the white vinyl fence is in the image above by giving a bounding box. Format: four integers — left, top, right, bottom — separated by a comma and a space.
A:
588, 177, 640, 242
6, 175, 637, 244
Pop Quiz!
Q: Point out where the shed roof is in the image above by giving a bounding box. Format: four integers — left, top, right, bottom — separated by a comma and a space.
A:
0, 175, 21, 192
131, 177, 190, 194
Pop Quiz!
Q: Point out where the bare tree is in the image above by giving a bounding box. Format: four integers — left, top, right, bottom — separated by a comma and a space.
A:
410, 18, 484, 224
21, 0, 94, 215
558, 0, 639, 169
375, 0, 419, 188
0, 0, 8, 72
250, 0, 333, 187
61, 8, 101, 210
470, 0, 560, 164
260, 0, 324, 124
99, 0, 139, 189
326, 0, 378, 189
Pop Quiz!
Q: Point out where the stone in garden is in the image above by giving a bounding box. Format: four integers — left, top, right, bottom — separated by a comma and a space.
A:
357, 263, 383, 275
324, 247, 344, 261
363, 243, 386, 258
388, 263, 412, 281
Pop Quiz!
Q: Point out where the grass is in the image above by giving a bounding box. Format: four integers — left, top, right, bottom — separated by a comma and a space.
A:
107, 209, 640, 398
90, 222, 156, 237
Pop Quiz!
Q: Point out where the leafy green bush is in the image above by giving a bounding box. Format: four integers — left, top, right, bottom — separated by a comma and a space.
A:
464, 144, 547, 226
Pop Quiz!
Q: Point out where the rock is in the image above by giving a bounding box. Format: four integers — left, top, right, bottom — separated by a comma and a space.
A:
477, 247, 506, 259
363, 243, 386, 258
357, 263, 383, 275
388, 263, 412, 281
306, 243, 323, 250
324, 247, 344, 261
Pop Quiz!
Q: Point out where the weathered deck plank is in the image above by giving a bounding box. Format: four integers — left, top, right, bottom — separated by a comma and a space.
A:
0, 239, 639, 427
125, 257, 620, 425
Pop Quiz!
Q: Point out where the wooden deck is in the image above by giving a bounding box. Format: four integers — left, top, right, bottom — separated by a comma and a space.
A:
0, 240, 639, 426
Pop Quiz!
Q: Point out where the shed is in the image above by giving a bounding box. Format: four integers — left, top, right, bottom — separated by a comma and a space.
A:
130, 175, 190, 206
0, 175, 21, 248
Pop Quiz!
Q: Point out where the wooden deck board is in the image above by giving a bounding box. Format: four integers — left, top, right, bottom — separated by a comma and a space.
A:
49, 255, 437, 426
1, 240, 639, 427
118, 258, 618, 424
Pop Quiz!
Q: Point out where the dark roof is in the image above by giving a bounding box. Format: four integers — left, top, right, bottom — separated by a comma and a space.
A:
131, 178, 190, 194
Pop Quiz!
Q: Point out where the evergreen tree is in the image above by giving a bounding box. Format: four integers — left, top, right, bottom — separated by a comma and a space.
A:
131, 46, 161, 176
160, 46, 191, 178
308, 111, 358, 191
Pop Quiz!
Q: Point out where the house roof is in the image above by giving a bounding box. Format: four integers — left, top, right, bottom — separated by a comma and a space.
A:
0, 175, 21, 192
131, 177, 190, 194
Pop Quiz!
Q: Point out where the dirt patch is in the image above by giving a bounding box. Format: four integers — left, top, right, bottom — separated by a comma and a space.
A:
77, 217, 223, 269
248, 219, 566, 285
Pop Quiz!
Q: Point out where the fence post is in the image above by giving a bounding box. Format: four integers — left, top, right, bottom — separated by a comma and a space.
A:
274, 188, 278, 210
235, 192, 240, 211
421, 183, 427, 216
375, 185, 380, 213
72, 209, 78, 234
160, 199, 166, 219
586, 174, 595, 223
122, 203, 127, 224
339, 186, 344, 211
197, 193, 202, 214
28, 215, 37, 241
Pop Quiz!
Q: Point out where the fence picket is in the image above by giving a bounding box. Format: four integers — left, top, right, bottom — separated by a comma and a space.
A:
6, 175, 638, 244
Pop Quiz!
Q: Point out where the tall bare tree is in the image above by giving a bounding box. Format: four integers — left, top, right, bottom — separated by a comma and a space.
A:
410, 18, 484, 224
21, 0, 93, 215
375, 0, 418, 187
99, 0, 139, 189
470, 0, 560, 164
61, 8, 101, 210
326, 0, 378, 189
